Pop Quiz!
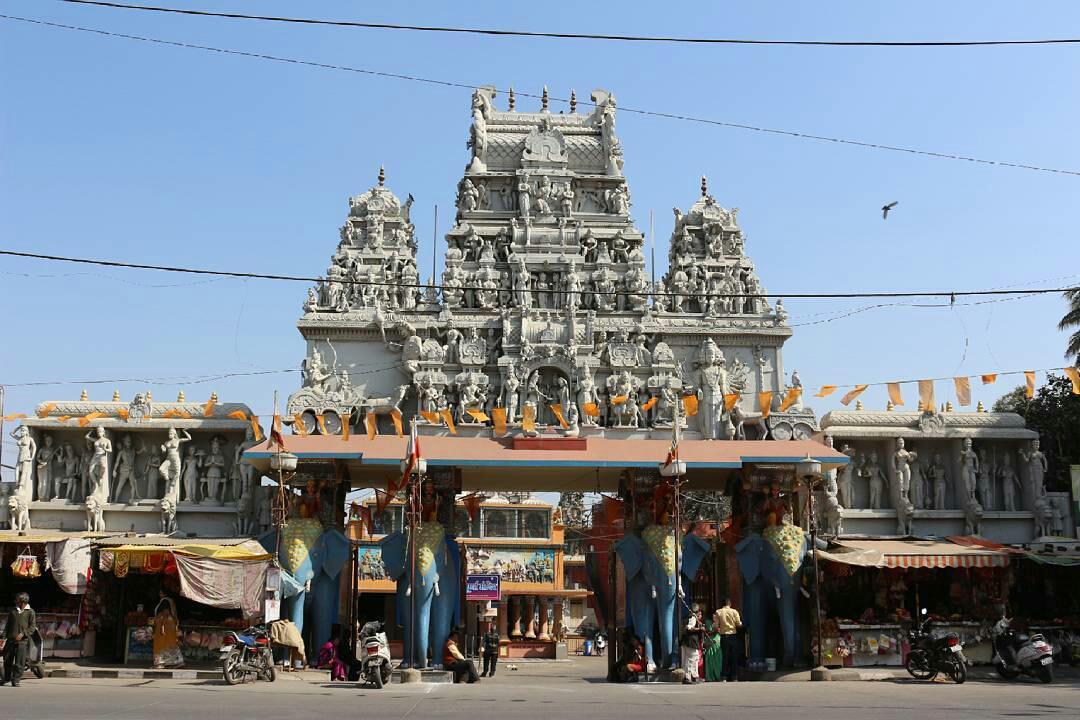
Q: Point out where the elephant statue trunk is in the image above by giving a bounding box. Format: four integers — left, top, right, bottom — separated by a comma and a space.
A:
735, 524, 808, 668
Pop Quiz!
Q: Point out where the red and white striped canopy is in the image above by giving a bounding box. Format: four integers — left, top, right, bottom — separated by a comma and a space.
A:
823, 539, 1011, 569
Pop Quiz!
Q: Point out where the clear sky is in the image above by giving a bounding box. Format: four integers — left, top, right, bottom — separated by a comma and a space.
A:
3, 1, 1079, 480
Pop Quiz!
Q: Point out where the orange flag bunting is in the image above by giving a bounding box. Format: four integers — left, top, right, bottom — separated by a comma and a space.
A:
250, 415, 264, 442
550, 404, 569, 429
340, 413, 350, 441
758, 391, 774, 419
273, 414, 283, 434
1024, 371, 1036, 399
641, 397, 658, 413
203, 398, 217, 417
814, 386, 837, 398
582, 402, 600, 418
3, 413, 28, 421
887, 383, 904, 406
467, 409, 490, 423
178, 410, 192, 419
840, 385, 868, 406
78, 412, 105, 427
723, 393, 740, 411
390, 409, 404, 437
293, 414, 308, 436
57, 415, 72, 423
682, 395, 699, 417
366, 413, 378, 440
36, 403, 56, 418
359, 505, 373, 538
374, 489, 392, 515
162, 408, 181, 419
419, 410, 440, 425
602, 495, 624, 527
227, 410, 248, 420
1064, 367, 1080, 395
522, 404, 537, 433
779, 387, 802, 412
440, 408, 457, 435
316, 414, 330, 436
116, 407, 130, 420
462, 494, 482, 522
492, 407, 508, 436
981, 374, 997, 385
953, 377, 972, 407
610, 395, 628, 406
918, 380, 935, 410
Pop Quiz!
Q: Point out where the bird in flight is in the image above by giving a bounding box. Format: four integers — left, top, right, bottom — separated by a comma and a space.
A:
881, 201, 898, 219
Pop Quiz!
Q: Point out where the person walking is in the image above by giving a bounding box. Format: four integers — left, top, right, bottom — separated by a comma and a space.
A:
713, 597, 742, 682
443, 630, 479, 684
2, 592, 37, 687
480, 623, 500, 678
680, 604, 704, 684
703, 613, 724, 682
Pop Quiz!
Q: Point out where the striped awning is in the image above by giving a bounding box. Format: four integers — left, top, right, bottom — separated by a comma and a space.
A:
826, 539, 1011, 569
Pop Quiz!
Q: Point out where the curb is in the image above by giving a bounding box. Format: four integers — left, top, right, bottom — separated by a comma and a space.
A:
48, 669, 221, 680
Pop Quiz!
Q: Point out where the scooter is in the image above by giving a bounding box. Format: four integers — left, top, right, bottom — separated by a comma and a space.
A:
905, 608, 967, 684
220, 624, 276, 685
992, 617, 1053, 683
358, 620, 392, 689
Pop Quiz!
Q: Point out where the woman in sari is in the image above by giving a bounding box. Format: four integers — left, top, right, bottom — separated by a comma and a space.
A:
704, 615, 724, 682
153, 591, 184, 668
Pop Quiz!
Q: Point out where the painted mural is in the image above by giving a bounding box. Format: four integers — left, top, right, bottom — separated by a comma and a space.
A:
357, 545, 388, 581
466, 547, 555, 584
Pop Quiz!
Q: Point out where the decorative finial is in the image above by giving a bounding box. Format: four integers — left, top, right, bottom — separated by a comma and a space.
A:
145, 390, 152, 402
570, 89, 577, 114
80, 388, 89, 401
940, 403, 946, 413
855, 400, 864, 411
945, 401, 954, 412
916, 400, 925, 412
177, 390, 185, 402
210, 392, 219, 402
977, 400, 986, 413
508, 87, 515, 111
701, 175, 708, 197
377, 166, 385, 187
112, 390, 120, 402
886, 400, 895, 412
541, 85, 549, 112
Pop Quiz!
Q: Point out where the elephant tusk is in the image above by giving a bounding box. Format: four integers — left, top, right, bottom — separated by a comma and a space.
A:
405, 584, 412, 597
651, 586, 657, 599
434, 581, 441, 597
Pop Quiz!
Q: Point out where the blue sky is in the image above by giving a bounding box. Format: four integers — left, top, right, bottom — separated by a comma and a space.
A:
2, 1, 1079, 479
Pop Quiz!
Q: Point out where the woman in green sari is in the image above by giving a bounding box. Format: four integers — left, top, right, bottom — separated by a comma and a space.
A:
704, 616, 724, 681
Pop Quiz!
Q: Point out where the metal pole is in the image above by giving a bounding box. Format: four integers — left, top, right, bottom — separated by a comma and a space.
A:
0, 385, 6, 483
672, 396, 683, 672
810, 474, 825, 673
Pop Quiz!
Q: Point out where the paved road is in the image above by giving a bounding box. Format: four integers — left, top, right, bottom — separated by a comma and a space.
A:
4, 660, 1079, 720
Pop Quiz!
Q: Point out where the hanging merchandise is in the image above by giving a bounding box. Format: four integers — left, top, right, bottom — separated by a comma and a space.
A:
11, 547, 41, 578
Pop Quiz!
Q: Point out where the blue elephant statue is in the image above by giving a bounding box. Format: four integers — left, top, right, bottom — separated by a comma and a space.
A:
259, 518, 351, 657
735, 523, 808, 668
380, 521, 462, 669
615, 527, 710, 671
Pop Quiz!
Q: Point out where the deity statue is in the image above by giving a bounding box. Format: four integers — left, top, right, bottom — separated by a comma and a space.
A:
821, 448, 844, 536
10, 425, 36, 505
443, 320, 463, 365
564, 269, 581, 311
892, 438, 918, 504
559, 183, 574, 217
159, 426, 191, 504
977, 449, 995, 511
774, 299, 788, 326
457, 376, 485, 423
964, 498, 983, 536
838, 443, 856, 509
202, 437, 228, 504
181, 445, 201, 502
418, 378, 445, 417
652, 378, 680, 428
607, 370, 640, 428
579, 229, 598, 262
514, 259, 532, 310
554, 376, 571, 422
85, 426, 113, 509
859, 452, 888, 510
1019, 440, 1048, 500
35, 433, 59, 502
607, 185, 629, 216
112, 434, 145, 504
59, 443, 80, 501
577, 372, 599, 427
998, 453, 1021, 511
234, 426, 260, 503
502, 365, 522, 424
524, 371, 548, 424
959, 439, 979, 503
924, 453, 949, 510
457, 178, 479, 213
468, 88, 492, 171
695, 339, 729, 440
517, 172, 533, 219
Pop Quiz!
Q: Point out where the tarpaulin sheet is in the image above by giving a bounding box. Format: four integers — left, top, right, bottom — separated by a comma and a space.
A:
173, 553, 269, 617
45, 538, 93, 594
106, 540, 271, 561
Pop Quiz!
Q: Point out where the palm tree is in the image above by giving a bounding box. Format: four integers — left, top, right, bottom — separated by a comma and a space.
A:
1060, 288, 1080, 363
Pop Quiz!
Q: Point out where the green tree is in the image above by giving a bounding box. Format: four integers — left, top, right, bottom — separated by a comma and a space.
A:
993, 373, 1080, 491
1060, 288, 1080, 364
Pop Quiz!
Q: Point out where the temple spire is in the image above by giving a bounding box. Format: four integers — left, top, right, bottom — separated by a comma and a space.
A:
378, 165, 385, 187
570, 89, 577, 114
508, 87, 515, 111
541, 85, 549, 112
701, 175, 708, 197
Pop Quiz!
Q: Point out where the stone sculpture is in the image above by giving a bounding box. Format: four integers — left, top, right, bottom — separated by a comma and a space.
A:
695, 339, 729, 440
896, 498, 914, 536
10, 426, 36, 504
964, 498, 984, 536
998, 453, 1021, 511
59, 443, 80, 501
1019, 440, 1048, 500
925, 453, 948, 510
860, 452, 888, 510
35, 434, 59, 502
838, 443, 856, 508
181, 444, 201, 503
959, 439, 979, 503
112, 434, 145, 504
893, 438, 917, 504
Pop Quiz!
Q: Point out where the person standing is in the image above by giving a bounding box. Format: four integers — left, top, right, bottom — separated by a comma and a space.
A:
680, 604, 704, 684
2, 592, 37, 687
703, 614, 724, 682
714, 598, 742, 682
480, 623, 500, 678
443, 630, 479, 684
152, 591, 184, 669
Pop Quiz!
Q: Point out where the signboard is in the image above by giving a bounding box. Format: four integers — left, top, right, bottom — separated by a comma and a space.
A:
465, 574, 501, 601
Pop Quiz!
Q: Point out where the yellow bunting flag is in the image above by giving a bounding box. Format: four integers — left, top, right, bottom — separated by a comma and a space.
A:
390, 409, 404, 437
779, 387, 802, 412
316, 414, 330, 436
78, 412, 105, 427
57, 415, 72, 423
3, 413, 27, 421
227, 410, 248, 420
439, 408, 457, 435
918, 380, 935, 410
1064, 367, 1080, 395
116, 407, 129, 421
468, 409, 491, 424
582, 402, 600, 418
840, 385, 868, 406
610, 395, 628, 406
981, 374, 997, 385
758, 391, 774, 419
682, 394, 699, 417
250, 415, 264, 442
492, 407, 508, 436
420, 410, 440, 425
641, 397, 658, 413
1025, 371, 1036, 399
203, 398, 217, 417
550, 404, 569, 429
273, 414, 283, 435
522, 404, 537, 433
36, 403, 56, 419
887, 383, 904, 407
723, 393, 740, 411
953, 377, 972, 407
366, 413, 378, 440
814, 386, 837, 398
293, 414, 308, 436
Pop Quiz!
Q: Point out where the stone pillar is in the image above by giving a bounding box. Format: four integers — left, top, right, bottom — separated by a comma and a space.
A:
498, 600, 508, 639
538, 597, 550, 640
509, 596, 522, 638
553, 600, 564, 639
524, 597, 536, 639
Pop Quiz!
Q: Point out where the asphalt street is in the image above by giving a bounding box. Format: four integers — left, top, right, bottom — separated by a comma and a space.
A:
3, 659, 1078, 720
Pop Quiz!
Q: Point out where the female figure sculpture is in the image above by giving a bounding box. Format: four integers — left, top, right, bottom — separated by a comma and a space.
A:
203, 437, 228, 504
998, 453, 1022, 511
860, 452, 888, 510
577, 373, 599, 427
10, 426, 36, 503
926, 453, 949, 510
892, 438, 917, 504
233, 426, 259, 504
84, 427, 113, 503
35, 434, 59, 501
1019, 440, 1048, 500
959, 439, 979, 503
838, 443, 856, 508
501, 365, 521, 424
181, 444, 200, 503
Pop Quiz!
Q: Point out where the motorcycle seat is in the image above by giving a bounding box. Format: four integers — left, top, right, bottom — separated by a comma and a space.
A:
1014, 634, 1030, 646
237, 634, 259, 647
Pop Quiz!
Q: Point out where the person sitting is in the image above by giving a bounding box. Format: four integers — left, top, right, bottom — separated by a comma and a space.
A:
318, 625, 347, 681
443, 630, 479, 684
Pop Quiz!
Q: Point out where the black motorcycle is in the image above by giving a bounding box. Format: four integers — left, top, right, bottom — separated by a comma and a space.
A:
905, 609, 967, 684
219, 624, 276, 685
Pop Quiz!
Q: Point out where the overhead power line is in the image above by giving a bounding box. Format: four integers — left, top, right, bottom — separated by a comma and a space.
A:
3, 14, 1077, 177
54, 0, 1080, 47
2, 248, 1077, 302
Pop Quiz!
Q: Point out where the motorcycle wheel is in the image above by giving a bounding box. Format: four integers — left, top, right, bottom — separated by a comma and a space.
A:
222, 648, 244, 686
1037, 664, 1053, 684
372, 665, 384, 689
905, 650, 936, 681
995, 662, 1020, 680
259, 649, 277, 683
947, 657, 967, 684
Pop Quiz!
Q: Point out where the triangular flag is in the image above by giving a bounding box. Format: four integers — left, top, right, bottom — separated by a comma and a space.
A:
1064, 367, 1080, 395
467, 409, 490, 423
981, 374, 997, 385
390, 409, 403, 437
840, 385, 868, 406
57, 415, 72, 423
522, 404, 537, 433
420, 410, 440, 425
3, 413, 27, 421
250, 415, 264, 442
359, 505, 372, 538
375, 488, 392, 515
953, 377, 971, 407
918, 380, 935, 410
366, 413, 378, 440
227, 410, 248, 420
341, 413, 350, 441
316, 414, 330, 436
887, 383, 904, 406
779, 387, 802, 412
116, 408, 130, 420
758, 391, 774, 419
602, 495, 623, 527
36, 403, 56, 418
401, 423, 420, 488
492, 406, 508, 436
270, 415, 286, 450
814, 386, 837, 398
292, 414, 308, 436
681, 395, 699, 417
582, 402, 600, 418
723, 393, 739, 411
462, 493, 482, 522
203, 397, 217, 417
1024, 371, 1036, 399
549, 404, 569, 429
640, 397, 658, 412
440, 408, 457, 435
78, 412, 105, 427
610, 395, 628, 406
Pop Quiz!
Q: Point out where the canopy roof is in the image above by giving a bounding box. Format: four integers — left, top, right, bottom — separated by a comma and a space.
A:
820, 537, 1013, 569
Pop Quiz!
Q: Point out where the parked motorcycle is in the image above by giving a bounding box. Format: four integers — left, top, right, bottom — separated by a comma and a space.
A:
220, 624, 276, 685
992, 617, 1053, 683
358, 620, 392, 689
905, 608, 967, 684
